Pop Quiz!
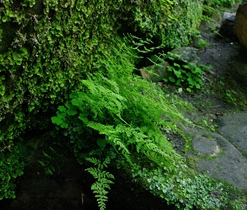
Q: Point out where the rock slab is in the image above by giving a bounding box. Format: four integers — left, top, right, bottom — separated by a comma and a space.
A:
188, 128, 247, 191
219, 12, 236, 39
217, 112, 247, 154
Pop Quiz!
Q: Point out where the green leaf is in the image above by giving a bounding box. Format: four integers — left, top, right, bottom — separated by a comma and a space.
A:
67, 106, 77, 116
12, 52, 23, 64
71, 98, 83, 107
51, 116, 61, 124
174, 70, 181, 78
12, 47, 28, 65
42, 151, 52, 159
38, 160, 46, 167
2, 16, 9, 22
58, 105, 66, 112
19, 47, 28, 57
97, 138, 107, 148
169, 77, 176, 83
61, 122, 69, 128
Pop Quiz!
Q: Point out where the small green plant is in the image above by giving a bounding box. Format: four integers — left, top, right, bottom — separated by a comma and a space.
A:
0, 143, 28, 200
197, 39, 209, 49
225, 91, 237, 104
164, 61, 203, 92
132, 164, 232, 210
211, 27, 223, 37
38, 147, 63, 176
85, 157, 114, 210
202, 119, 217, 132
163, 52, 212, 92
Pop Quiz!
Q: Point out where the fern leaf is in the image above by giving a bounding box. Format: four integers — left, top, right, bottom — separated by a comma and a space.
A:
85, 157, 114, 210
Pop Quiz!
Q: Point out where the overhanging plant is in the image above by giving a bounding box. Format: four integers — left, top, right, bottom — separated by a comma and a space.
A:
51, 40, 246, 209
51, 40, 193, 209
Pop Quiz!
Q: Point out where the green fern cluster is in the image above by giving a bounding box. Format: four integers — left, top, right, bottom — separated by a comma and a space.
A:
52, 73, 187, 209
51, 39, 247, 209
51, 40, 191, 209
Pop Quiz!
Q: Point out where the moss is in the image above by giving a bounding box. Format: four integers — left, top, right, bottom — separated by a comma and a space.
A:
0, 0, 209, 200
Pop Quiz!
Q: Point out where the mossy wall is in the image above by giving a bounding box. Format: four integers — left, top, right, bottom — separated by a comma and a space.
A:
0, 0, 205, 199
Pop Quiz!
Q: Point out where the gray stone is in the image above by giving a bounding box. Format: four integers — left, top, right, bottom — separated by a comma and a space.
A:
168, 47, 199, 64
217, 112, 247, 154
140, 61, 170, 82
193, 136, 220, 156
219, 12, 236, 39
223, 12, 236, 22
187, 128, 247, 191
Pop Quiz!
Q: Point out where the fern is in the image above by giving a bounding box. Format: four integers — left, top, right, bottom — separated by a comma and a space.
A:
87, 122, 131, 161
51, 39, 194, 208
85, 157, 114, 210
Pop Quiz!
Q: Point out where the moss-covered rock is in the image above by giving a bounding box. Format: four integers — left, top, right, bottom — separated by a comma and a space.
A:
0, 0, 206, 200
0, 0, 206, 150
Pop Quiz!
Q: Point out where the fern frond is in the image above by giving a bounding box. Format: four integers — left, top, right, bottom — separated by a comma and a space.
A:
85, 157, 115, 210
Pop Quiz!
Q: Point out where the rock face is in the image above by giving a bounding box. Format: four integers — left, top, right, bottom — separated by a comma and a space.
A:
217, 113, 247, 154
187, 125, 247, 191
180, 112, 247, 192
229, 46, 247, 85
168, 47, 199, 64
235, 0, 247, 48
219, 12, 236, 39
140, 61, 170, 82
140, 47, 199, 82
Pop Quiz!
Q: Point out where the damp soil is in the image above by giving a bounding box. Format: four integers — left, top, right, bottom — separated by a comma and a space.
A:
1, 6, 247, 210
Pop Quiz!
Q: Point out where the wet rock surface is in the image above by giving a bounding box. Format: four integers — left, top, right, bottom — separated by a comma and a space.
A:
174, 4, 247, 193
217, 113, 247, 154
192, 134, 220, 157
188, 127, 247, 191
